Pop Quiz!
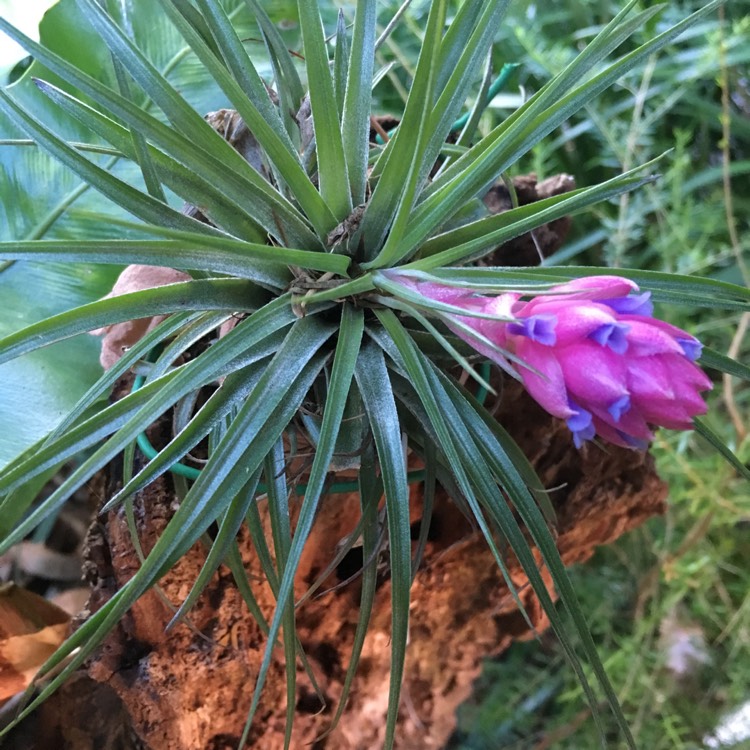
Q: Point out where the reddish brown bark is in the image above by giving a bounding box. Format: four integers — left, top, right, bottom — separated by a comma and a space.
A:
75, 381, 666, 750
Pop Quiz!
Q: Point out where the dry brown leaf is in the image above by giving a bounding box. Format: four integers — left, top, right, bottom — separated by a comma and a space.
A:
0, 584, 71, 702
90, 265, 190, 370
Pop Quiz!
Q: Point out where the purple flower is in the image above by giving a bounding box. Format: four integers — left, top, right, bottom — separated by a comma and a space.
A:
385, 273, 712, 449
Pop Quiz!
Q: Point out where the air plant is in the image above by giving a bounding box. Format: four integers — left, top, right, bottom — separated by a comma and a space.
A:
0, 0, 747, 748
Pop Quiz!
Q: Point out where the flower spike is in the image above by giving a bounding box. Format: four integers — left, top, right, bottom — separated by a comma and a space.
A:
386, 273, 712, 449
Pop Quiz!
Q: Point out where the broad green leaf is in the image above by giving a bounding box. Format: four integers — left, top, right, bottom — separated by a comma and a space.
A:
0, 0, 263, 465
0, 87, 222, 238
0, 260, 118, 468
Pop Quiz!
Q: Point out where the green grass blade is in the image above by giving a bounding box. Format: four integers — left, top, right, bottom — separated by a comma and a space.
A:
0, 12, 275, 182
0, 239, 286, 290
31, 78, 279, 244
0, 15, 322, 245
0, 302, 299, 547
72, 0, 261, 168
225, 540, 271, 630
103, 0, 165, 200
43, 310, 199, 443
0, 370, 177, 539
693, 419, 750, 481
150, 322, 333, 567
422, 1, 650, 197
377, 297, 494, 394
433, 0, 484, 89
373, 312, 534, 625
411, 440, 436, 581
104, 0, 167, 205
0, 138, 122, 156
370, 318, 622, 742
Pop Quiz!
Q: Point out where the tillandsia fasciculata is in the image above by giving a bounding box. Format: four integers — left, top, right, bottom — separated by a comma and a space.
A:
0, 0, 748, 748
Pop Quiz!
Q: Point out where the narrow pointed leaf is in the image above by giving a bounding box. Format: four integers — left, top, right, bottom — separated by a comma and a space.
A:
240, 305, 363, 742
354, 341, 411, 750
0, 88, 220, 238
0, 279, 268, 365
342, 0, 375, 205
297, 0, 352, 220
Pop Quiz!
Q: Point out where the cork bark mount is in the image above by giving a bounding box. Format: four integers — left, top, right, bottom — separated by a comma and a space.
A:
80, 379, 666, 750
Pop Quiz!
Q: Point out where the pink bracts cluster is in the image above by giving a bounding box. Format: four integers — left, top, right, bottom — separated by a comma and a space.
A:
387, 273, 712, 449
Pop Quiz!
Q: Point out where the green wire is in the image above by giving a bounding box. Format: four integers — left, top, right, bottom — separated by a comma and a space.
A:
131, 362, 492, 492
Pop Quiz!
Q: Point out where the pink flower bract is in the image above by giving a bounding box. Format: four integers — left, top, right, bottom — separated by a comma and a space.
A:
387, 273, 712, 449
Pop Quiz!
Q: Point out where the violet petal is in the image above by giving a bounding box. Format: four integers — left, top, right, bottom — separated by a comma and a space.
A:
589, 321, 630, 353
